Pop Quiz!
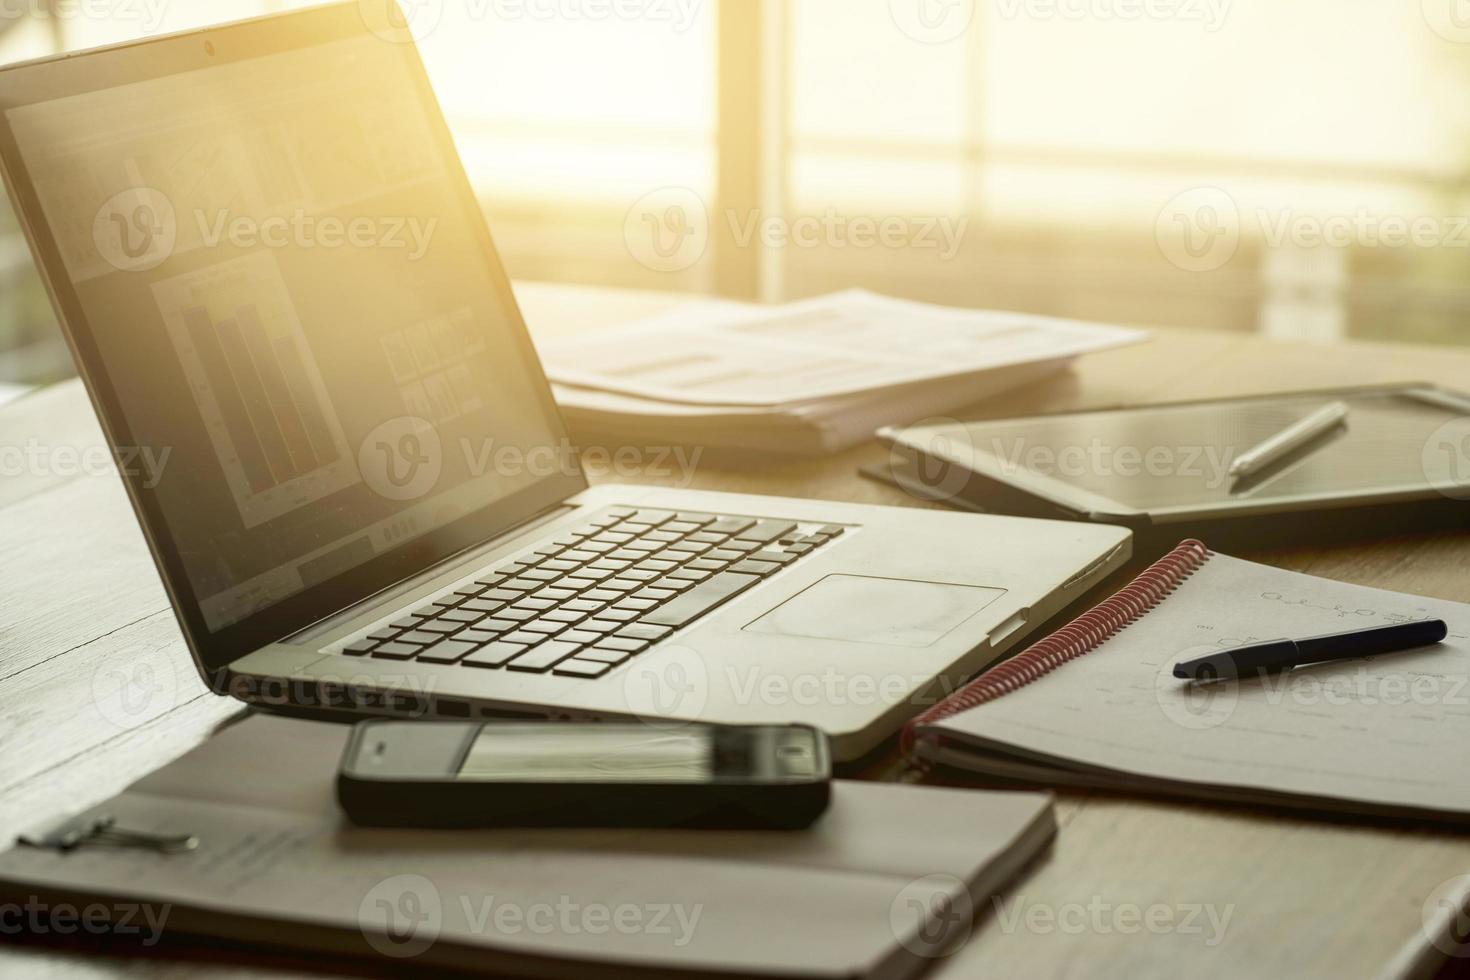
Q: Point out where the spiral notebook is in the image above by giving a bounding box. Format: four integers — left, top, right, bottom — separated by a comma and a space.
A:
904, 540, 1470, 823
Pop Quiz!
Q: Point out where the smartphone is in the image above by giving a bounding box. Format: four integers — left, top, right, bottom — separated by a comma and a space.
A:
337, 721, 832, 829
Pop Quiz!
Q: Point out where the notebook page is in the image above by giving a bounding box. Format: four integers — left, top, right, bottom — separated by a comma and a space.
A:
929, 554, 1470, 814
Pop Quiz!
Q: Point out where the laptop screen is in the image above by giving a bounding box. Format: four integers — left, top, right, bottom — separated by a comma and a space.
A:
0, 7, 583, 666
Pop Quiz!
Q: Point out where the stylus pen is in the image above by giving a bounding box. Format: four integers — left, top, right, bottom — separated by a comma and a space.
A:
1173, 619, 1449, 681
1227, 401, 1350, 479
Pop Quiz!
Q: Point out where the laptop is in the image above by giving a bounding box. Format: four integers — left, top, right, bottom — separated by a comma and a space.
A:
0, 2, 1131, 759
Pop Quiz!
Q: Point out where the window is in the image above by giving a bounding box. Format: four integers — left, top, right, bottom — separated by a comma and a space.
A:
2, 0, 1468, 387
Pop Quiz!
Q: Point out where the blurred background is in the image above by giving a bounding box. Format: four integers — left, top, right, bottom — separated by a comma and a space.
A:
4, 0, 1470, 388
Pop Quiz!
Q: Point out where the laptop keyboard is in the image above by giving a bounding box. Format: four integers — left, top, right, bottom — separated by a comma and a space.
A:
340, 509, 844, 680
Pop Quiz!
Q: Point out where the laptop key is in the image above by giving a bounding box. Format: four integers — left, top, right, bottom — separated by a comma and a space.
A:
372, 642, 421, 660
459, 597, 506, 614
594, 637, 649, 654
595, 607, 640, 622
706, 549, 745, 564
618, 624, 673, 642
415, 639, 477, 664
564, 599, 606, 613
751, 550, 798, 565
641, 572, 761, 628
419, 619, 466, 634
613, 598, 658, 612
666, 568, 711, 583
730, 559, 781, 576
343, 641, 376, 656
367, 629, 401, 643
452, 628, 500, 645
461, 642, 529, 669
521, 620, 567, 635
478, 618, 519, 633
440, 609, 484, 624
389, 616, 424, 631
557, 629, 602, 646
553, 659, 613, 678
675, 512, 717, 526
580, 619, 622, 634
394, 630, 439, 645
688, 559, 724, 572
501, 630, 548, 646
507, 640, 584, 673
707, 517, 755, 535
633, 587, 677, 602
576, 647, 633, 665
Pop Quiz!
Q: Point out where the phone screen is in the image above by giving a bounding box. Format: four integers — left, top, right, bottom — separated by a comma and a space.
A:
457, 727, 718, 783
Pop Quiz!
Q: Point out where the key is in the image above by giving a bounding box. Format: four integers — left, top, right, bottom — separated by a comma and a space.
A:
633, 509, 676, 525
638, 559, 678, 572
501, 630, 548, 646
472, 573, 507, 589
415, 639, 477, 664
553, 659, 613, 678
688, 559, 724, 572
641, 573, 760, 628
743, 520, 797, 543
452, 583, 488, 599
543, 609, 587, 624
418, 619, 465, 634
394, 630, 439, 645
460, 642, 529, 669
452, 628, 500, 645
478, 618, 520, 633
689, 531, 726, 544
501, 578, 543, 592
482, 588, 523, 602
371, 642, 420, 660
675, 512, 717, 526
645, 530, 682, 543
577, 647, 633, 665
633, 587, 676, 602
520, 620, 567, 635
663, 521, 701, 534
557, 629, 602, 646
666, 568, 711, 583
494, 562, 531, 576
613, 598, 658, 612
707, 517, 755, 535
652, 577, 696, 591
343, 641, 376, 656
750, 550, 798, 565
534, 587, 577, 601
366, 629, 401, 643
596, 607, 640, 623
498, 607, 538, 621
564, 599, 606, 612
521, 569, 561, 582
593, 637, 649, 654
786, 543, 814, 554
411, 602, 452, 618
389, 616, 424, 631
516, 597, 556, 611
507, 640, 584, 673
560, 550, 599, 563
540, 559, 580, 572
459, 597, 507, 614
618, 624, 673, 642
730, 559, 781, 576
579, 619, 622, 634
706, 549, 745, 564
621, 568, 661, 582
440, 609, 484, 624
817, 525, 846, 537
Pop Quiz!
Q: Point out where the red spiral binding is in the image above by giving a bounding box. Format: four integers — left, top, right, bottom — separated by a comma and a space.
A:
901, 539, 1212, 759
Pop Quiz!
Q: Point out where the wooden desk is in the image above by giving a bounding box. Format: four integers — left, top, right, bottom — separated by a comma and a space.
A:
3, 282, 1469, 980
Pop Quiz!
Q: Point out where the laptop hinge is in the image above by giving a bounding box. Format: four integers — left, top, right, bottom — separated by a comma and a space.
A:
279, 503, 578, 645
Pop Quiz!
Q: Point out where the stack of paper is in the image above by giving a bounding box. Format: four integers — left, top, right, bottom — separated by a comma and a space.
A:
544, 290, 1147, 455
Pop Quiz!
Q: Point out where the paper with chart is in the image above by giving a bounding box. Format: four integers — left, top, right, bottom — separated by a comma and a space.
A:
543, 289, 1146, 408
931, 553, 1470, 816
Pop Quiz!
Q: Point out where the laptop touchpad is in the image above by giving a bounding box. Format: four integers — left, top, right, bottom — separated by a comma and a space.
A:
744, 575, 1005, 648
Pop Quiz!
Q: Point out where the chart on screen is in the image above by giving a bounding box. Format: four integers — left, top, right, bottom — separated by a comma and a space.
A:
152, 252, 360, 527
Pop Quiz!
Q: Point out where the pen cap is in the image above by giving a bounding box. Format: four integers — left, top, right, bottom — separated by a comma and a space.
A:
1295, 620, 1449, 662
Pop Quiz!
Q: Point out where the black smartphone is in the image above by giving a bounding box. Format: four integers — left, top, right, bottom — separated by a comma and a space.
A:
337, 721, 832, 829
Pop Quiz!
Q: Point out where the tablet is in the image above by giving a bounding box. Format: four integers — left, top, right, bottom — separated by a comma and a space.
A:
879, 383, 1470, 528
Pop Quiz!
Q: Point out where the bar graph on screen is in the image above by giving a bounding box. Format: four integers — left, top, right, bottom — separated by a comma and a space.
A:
152, 252, 360, 527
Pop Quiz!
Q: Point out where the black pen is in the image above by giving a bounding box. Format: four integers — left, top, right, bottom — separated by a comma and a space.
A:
1173, 619, 1449, 681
